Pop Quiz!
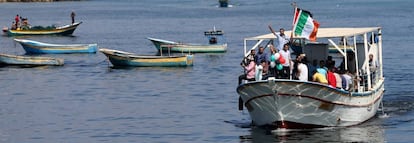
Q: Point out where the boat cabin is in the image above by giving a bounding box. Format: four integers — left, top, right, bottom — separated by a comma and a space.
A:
242, 27, 383, 92
204, 28, 225, 45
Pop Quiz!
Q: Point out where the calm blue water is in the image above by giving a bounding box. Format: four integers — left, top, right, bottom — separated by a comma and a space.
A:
0, 0, 413, 142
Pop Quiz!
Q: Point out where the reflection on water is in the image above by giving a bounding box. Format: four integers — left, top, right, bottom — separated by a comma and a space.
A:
240, 122, 386, 143
235, 94, 414, 143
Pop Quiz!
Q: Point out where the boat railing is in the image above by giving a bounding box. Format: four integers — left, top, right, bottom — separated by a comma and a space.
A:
160, 44, 192, 56
159, 44, 172, 56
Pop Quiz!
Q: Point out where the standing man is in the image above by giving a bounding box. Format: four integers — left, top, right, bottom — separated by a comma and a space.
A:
71, 11, 76, 24
279, 43, 292, 79
275, 28, 290, 51
15, 14, 20, 28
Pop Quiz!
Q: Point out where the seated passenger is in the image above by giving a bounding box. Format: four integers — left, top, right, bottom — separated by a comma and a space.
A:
333, 69, 342, 89
341, 70, 353, 91
11, 22, 17, 30
255, 60, 266, 81
312, 70, 328, 84
327, 67, 337, 88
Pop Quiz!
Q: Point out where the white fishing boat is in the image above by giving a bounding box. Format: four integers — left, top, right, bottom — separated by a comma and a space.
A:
147, 28, 227, 53
237, 27, 385, 129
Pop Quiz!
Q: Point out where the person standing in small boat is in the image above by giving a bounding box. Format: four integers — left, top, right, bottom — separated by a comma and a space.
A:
14, 14, 20, 29
71, 11, 76, 24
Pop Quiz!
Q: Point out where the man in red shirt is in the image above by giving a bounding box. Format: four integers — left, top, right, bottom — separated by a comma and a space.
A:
327, 67, 336, 88
15, 14, 20, 28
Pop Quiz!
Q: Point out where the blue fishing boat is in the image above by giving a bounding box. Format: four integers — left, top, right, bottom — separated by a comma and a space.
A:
14, 39, 97, 54
0, 53, 64, 67
148, 28, 227, 53
2, 22, 82, 36
99, 48, 193, 67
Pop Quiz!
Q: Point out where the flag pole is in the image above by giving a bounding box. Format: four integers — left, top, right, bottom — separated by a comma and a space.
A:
290, 2, 297, 41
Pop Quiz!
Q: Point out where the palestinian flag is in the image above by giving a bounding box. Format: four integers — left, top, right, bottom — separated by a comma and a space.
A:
293, 8, 319, 42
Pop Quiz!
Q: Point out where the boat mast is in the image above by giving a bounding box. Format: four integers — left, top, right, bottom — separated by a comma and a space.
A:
353, 36, 360, 91
378, 28, 383, 79
343, 37, 348, 71
363, 33, 372, 89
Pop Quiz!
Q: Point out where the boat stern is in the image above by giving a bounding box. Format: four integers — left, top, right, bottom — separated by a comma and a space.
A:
186, 54, 194, 66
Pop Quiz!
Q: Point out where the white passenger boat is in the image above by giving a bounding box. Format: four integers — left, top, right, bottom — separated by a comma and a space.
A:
237, 27, 385, 129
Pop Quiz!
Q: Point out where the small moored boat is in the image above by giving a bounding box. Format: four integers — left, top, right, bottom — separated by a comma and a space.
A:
0, 53, 64, 66
147, 28, 227, 53
99, 48, 193, 67
2, 22, 82, 36
14, 38, 97, 54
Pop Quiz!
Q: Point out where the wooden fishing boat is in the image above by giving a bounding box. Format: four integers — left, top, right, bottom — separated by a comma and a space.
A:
237, 27, 385, 129
14, 38, 97, 54
99, 48, 193, 67
147, 28, 227, 53
2, 22, 82, 36
0, 53, 64, 66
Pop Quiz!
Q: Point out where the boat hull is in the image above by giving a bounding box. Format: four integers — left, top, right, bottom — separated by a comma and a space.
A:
99, 48, 193, 67
3, 22, 82, 36
0, 53, 64, 66
148, 37, 227, 53
14, 39, 97, 54
236, 79, 385, 129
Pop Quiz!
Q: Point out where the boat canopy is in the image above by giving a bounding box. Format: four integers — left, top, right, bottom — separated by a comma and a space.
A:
245, 27, 381, 40
204, 30, 224, 36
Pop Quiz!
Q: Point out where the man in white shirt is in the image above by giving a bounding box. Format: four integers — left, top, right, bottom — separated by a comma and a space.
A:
297, 59, 308, 81
279, 44, 291, 79
275, 28, 290, 51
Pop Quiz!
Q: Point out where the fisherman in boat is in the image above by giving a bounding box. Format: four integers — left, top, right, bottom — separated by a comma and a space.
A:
11, 22, 17, 30
209, 36, 217, 44
14, 14, 20, 29
20, 18, 31, 30
71, 11, 76, 24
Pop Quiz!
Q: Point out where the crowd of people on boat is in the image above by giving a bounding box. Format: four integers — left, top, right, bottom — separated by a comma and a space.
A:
11, 14, 31, 30
238, 28, 379, 91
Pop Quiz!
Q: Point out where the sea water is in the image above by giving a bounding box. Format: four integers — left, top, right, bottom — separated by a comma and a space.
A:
0, 0, 413, 142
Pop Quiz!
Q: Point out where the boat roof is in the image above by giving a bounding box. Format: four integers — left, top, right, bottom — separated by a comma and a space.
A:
245, 27, 381, 40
